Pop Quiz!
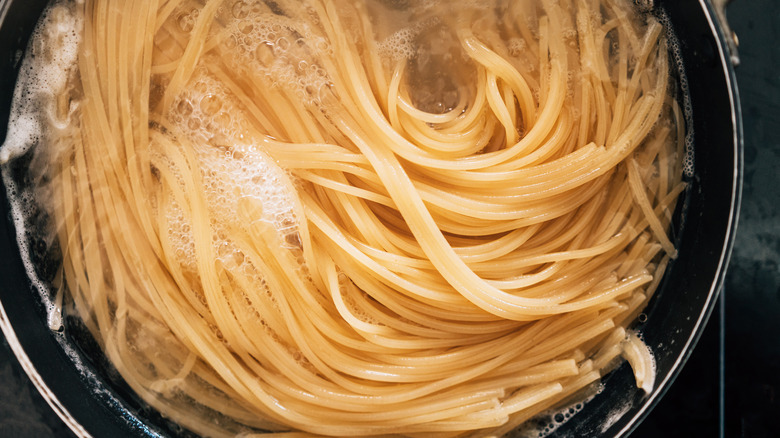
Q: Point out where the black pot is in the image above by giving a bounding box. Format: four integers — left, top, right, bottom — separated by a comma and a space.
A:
0, 0, 742, 437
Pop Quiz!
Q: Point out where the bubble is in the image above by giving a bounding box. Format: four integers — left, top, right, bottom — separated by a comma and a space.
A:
200, 94, 223, 116
176, 13, 194, 33
213, 112, 232, 129
238, 20, 254, 35
187, 117, 200, 131
254, 42, 274, 65
231, 1, 250, 19
276, 37, 290, 51
315, 39, 330, 53
508, 37, 526, 57
634, 0, 655, 13
225, 34, 239, 51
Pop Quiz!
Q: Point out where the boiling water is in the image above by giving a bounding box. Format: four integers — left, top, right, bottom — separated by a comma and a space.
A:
1, 0, 693, 436
1, 1, 82, 331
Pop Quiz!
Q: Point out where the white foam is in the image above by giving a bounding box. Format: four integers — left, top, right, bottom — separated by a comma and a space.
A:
0, 2, 82, 164
0, 1, 82, 331
378, 28, 420, 63
166, 68, 302, 274
221, 7, 334, 107
507, 387, 598, 438
657, 10, 695, 178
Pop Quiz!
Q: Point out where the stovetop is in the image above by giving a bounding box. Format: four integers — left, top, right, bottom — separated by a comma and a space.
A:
1, 1, 778, 437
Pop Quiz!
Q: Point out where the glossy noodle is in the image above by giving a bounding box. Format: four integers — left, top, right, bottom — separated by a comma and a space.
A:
1, 0, 687, 436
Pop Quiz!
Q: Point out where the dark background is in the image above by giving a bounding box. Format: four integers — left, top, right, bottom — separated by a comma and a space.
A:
1, 0, 778, 436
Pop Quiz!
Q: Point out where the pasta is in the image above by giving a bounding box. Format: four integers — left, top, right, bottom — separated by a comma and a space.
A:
1, 0, 687, 436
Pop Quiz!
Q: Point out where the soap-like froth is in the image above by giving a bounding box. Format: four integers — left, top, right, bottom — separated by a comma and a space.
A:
223, 5, 334, 108
0, 2, 82, 164
378, 28, 422, 63
166, 68, 302, 277
0, 1, 83, 333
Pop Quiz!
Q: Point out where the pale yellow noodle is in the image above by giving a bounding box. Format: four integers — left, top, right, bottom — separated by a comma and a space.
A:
20, 0, 690, 436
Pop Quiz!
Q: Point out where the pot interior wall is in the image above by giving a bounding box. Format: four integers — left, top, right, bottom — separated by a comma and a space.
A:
553, 0, 740, 435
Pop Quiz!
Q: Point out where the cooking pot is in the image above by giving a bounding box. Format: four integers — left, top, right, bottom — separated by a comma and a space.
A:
0, 0, 742, 436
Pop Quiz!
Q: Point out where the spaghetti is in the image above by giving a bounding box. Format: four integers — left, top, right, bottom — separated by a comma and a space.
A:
1, 0, 686, 436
